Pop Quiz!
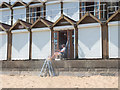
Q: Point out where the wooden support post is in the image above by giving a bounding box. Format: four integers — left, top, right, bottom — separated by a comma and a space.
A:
43, 3, 46, 19
26, 6, 29, 22
51, 27, 54, 56
74, 25, 78, 59
79, 2, 81, 19
7, 31, 12, 61
101, 22, 109, 59
11, 8, 13, 26
61, 2, 63, 14
29, 29, 32, 60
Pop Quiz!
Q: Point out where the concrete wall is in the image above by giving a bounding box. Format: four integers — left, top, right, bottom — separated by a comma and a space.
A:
11, 29, 29, 60
0, 8, 11, 25
63, 2, 79, 21
32, 28, 51, 59
1, 60, 118, 71
46, 2, 61, 22
108, 21, 120, 58
78, 23, 102, 59
0, 32, 7, 60
13, 6, 26, 24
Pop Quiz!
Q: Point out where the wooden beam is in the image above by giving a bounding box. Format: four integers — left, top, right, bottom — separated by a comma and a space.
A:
43, 3, 46, 19
26, 6, 29, 22
7, 31, 12, 61
12, 1, 27, 8
74, 25, 78, 59
51, 27, 54, 56
101, 23, 109, 59
29, 29, 32, 60
79, 2, 81, 19
11, 8, 13, 26
107, 9, 120, 23
61, 2, 63, 14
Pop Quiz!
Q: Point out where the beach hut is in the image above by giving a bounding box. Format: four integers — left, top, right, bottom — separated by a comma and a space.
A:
77, 13, 102, 59
63, 0, 79, 21
0, 2, 11, 25
12, 0, 27, 24
107, 9, 120, 58
31, 18, 53, 59
9, 20, 31, 60
46, 0, 61, 22
52, 14, 77, 59
0, 22, 11, 60
27, 0, 44, 24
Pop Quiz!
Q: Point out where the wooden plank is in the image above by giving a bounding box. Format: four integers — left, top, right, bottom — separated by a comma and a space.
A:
26, 6, 29, 22
51, 28, 54, 56
74, 25, 78, 59
69, 30, 74, 59
12, 1, 27, 8
101, 23, 109, 59
11, 8, 13, 26
29, 30, 32, 60
61, 2, 63, 14
7, 32, 12, 61
79, 2, 81, 19
43, 3, 46, 19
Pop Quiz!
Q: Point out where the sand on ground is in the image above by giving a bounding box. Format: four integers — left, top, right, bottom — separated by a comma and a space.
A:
0, 75, 118, 88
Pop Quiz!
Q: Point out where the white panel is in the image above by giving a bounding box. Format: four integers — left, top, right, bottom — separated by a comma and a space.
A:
12, 32, 29, 60
63, 2, 79, 21
11, 29, 28, 33
0, 33, 7, 60
54, 25, 74, 31
108, 21, 120, 58
32, 27, 50, 32
46, 3, 61, 22
78, 25, 102, 58
13, 8, 26, 24
32, 31, 51, 59
0, 9, 11, 25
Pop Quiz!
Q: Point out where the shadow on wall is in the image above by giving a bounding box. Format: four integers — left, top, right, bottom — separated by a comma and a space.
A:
79, 29, 100, 50
109, 27, 119, 48
12, 33, 28, 52
32, 31, 50, 51
78, 45, 85, 58
63, 2, 79, 21
0, 35, 7, 49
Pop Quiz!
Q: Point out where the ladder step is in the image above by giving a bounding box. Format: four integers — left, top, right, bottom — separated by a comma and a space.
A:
40, 59, 55, 77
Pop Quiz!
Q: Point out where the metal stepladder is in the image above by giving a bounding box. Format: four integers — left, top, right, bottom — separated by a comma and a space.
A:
40, 59, 55, 77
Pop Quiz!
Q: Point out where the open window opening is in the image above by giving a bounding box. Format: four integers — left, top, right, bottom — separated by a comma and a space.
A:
53, 30, 74, 59
29, 6, 44, 24
107, 2, 119, 18
80, 2, 100, 19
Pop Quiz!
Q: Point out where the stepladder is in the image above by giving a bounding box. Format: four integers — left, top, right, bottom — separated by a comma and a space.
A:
40, 59, 55, 77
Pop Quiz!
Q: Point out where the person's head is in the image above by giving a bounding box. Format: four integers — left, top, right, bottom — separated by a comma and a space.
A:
61, 44, 65, 48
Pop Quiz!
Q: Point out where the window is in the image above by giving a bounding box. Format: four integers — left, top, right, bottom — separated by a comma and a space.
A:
80, 2, 101, 19
107, 2, 119, 18
29, 6, 44, 24
81, 2, 85, 17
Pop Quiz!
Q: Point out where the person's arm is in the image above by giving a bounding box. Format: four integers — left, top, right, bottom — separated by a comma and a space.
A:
60, 47, 65, 53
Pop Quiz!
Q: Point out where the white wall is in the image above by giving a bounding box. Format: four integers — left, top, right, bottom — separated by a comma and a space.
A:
46, 2, 61, 22
12, 30, 29, 60
0, 32, 7, 60
108, 21, 120, 58
63, 2, 79, 21
0, 9, 11, 25
78, 23, 102, 58
13, 7, 26, 24
32, 29, 51, 59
